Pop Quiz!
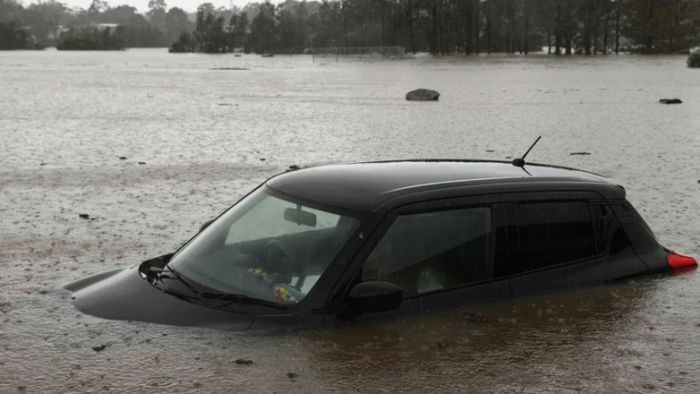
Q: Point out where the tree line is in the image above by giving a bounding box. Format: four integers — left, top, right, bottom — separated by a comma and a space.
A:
174, 0, 699, 55
1, 0, 698, 53
56, 26, 126, 50
0, 0, 193, 49
0, 20, 39, 49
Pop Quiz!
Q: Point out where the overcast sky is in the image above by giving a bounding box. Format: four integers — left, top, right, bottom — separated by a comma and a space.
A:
27, 0, 282, 13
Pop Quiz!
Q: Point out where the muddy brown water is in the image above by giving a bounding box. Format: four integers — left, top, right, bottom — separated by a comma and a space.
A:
1, 49, 699, 393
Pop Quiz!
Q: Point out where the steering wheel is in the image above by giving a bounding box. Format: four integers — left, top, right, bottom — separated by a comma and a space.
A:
265, 239, 305, 290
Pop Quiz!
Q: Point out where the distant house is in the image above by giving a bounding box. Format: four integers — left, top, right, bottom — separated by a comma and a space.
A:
47, 25, 70, 42
92, 23, 121, 33
17, 24, 41, 46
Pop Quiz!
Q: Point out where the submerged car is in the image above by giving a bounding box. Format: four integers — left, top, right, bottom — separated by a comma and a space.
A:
65, 160, 697, 329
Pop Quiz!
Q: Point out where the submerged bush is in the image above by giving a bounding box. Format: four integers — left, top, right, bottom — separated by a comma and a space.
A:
57, 27, 125, 51
168, 32, 195, 53
168, 9, 237, 54
688, 52, 700, 68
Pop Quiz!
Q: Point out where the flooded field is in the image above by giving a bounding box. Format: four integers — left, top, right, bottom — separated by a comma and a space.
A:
1, 49, 698, 393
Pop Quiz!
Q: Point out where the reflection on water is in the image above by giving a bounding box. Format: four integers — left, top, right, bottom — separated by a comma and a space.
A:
0, 49, 698, 392
301, 279, 662, 391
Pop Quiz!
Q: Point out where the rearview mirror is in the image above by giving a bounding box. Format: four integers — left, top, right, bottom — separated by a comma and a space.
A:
284, 207, 317, 227
199, 219, 214, 232
347, 281, 402, 315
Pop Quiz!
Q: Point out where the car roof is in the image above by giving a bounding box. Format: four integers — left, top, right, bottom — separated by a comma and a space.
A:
266, 160, 622, 212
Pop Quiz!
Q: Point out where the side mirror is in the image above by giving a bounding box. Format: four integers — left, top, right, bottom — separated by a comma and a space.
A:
199, 219, 214, 232
347, 281, 402, 315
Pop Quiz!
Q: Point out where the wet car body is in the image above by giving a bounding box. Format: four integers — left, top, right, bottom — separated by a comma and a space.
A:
66, 160, 696, 330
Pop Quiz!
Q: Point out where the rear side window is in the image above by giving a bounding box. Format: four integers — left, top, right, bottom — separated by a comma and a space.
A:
495, 201, 597, 275
363, 207, 492, 297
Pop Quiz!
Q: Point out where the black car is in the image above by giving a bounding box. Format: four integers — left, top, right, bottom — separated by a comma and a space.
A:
65, 160, 697, 330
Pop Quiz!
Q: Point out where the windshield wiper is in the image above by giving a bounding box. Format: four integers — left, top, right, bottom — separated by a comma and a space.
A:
157, 266, 284, 309
159, 265, 203, 296
202, 292, 286, 310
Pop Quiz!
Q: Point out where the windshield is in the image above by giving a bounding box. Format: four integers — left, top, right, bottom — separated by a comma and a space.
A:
168, 187, 360, 305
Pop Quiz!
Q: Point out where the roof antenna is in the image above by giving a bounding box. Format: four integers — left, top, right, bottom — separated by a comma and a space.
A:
512, 136, 541, 167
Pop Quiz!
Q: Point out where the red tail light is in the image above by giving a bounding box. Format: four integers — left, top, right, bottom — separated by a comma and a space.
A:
667, 252, 698, 270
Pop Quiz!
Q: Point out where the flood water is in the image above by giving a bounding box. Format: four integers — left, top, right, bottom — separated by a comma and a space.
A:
1, 49, 699, 392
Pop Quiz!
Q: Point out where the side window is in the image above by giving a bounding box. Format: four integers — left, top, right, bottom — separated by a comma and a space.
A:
495, 201, 597, 276
591, 203, 616, 254
362, 207, 492, 297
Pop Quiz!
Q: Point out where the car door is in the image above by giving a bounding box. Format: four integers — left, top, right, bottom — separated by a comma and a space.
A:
343, 196, 511, 321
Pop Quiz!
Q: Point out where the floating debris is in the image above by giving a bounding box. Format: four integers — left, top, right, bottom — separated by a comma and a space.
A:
117, 156, 127, 160
286, 372, 298, 380
460, 311, 493, 323
210, 67, 249, 71
78, 214, 90, 220
287, 164, 300, 171
659, 98, 682, 104
406, 88, 440, 101
233, 358, 253, 365
92, 344, 106, 352
570, 152, 591, 156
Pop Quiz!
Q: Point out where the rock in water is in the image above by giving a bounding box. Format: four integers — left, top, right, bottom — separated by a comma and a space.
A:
659, 98, 682, 104
406, 89, 440, 101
